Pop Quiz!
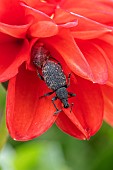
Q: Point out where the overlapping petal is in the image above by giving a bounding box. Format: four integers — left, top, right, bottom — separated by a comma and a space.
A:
53, 8, 112, 40
21, 3, 58, 37
93, 38, 113, 86
76, 40, 108, 84
71, 14, 112, 40
0, 37, 29, 82
56, 76, 104, 139
101, 85, 113, 126
43, 29, 93, 80
70, 7, 113, 25
0, 18, 33, 38
6, 64, 57, 141
21, 0, 55, 15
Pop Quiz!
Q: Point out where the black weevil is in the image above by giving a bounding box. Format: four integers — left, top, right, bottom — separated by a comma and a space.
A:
31, 43, 76, 114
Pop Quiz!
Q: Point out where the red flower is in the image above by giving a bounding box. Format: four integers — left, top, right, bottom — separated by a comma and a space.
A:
0, 0, 113, 141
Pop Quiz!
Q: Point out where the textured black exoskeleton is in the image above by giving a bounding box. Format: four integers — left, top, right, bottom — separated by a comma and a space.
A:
32, 43, 76, 114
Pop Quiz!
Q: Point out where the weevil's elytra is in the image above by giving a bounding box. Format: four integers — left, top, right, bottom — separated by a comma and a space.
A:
32, 43, 76, 114
42, 61, 67, 91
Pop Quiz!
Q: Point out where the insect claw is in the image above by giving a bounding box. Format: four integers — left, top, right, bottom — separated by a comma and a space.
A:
54, 109, 62, 115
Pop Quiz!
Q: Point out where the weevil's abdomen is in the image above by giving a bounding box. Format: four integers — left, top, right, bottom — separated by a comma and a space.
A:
42, 61, 66, 91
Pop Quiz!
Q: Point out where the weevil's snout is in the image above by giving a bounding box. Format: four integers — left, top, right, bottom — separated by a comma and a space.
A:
63, 100, 74, 113
64, 102, 70, 108
62, 99, 69, 108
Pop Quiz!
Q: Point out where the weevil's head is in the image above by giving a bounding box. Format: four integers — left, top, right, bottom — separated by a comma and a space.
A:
56, 87, 69, 108
31, 42, 50, 68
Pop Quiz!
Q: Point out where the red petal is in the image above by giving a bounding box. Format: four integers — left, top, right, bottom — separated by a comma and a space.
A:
21, 3, 58, 37
71, 14, 112, 39
101, 85, 113, 126
43, 29, 93, 80
53, 8, 78, 24
6, 64, 57, 141
0, 16, 33, 38
99, 33, 113, 46
77, 40, 108, 84
0, 0, 26, 25
56, 76, 104, 139
58, 1, 112, 39
29, 21, 58, 37
21, 0, 55, 15
46, 0, 61, 4
95, 39, 113, 86
21, 2, 52, 21
56, 111, 87, 139
59, 21, 78, 28
71, 7, 113, 25
53, 8, 78, 28
54, 8, 112, 39
60, 0, 113, 12
0, 38, 29, 82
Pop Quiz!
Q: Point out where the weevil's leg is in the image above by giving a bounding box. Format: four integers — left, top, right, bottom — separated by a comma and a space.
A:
52, 96, 62, 114
68, 92, 76, 98
70, 103, 74, 113
67, 73, 71, 87
37, 70, 44, 81
39, 91, 54, 99
68, 92, 75, 112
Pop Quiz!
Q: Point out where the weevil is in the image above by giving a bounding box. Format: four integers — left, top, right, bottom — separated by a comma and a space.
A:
32, 43, 76, 114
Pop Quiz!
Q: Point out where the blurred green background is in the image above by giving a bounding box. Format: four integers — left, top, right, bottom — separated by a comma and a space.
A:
0, 83, 113, 170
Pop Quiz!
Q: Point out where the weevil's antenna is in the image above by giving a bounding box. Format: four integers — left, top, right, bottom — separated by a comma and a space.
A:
70, 103, 74, 113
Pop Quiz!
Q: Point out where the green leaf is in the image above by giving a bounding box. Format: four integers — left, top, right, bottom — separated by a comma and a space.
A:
0, 84, 8, 149
14, 141, 70, 170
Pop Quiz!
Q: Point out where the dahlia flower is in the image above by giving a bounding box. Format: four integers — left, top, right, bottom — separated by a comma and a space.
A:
0, 0, 113, 141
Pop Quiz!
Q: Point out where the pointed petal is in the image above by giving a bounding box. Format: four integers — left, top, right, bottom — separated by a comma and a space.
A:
6, 64, 57, 141
0, 17, 33, 38
20, 2, 52, 21
53, 8, 78, 28
29, 21, 58, 37
56, 109, 89, 140
21, 0, 55, 15
60, 0, 113, 13
71, 14, 112, 39
71, 7, 113, 25
21, 3, 58, 37
56, 76, 104, 139
59, 1, 113, 39
59, 21, 78, 28
43, 29, 93, 80
54, 7, 109, 35
95, 39, 113, 86
0, 38, 29, 82
53, 8, 78, 24
77, 40, 108, 84
101, 85, 113, 126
